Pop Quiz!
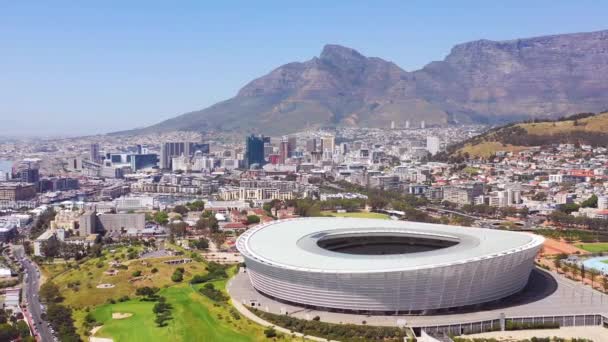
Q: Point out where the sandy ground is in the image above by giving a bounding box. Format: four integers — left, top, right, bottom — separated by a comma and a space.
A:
542, 238, 588, 256
467, 326, 608, 341
111, 312, 133, 319
89, 326, 113, 342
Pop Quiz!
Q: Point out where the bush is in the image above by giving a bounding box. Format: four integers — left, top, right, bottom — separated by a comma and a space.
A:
264, 326, 277, 338
132, 270, 142, 277
171, 268, 184, 282
151, 267, 158, 274
199, 283, 228, 302
250, 307, 406, 341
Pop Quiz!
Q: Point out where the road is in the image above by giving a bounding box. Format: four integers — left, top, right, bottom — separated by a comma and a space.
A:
13, 245, 55, 342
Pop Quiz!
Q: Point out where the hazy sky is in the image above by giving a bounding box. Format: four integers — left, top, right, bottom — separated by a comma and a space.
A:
1, 1, 606, 136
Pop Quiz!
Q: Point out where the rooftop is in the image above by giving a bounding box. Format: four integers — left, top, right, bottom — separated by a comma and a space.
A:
238, 217, 543, 273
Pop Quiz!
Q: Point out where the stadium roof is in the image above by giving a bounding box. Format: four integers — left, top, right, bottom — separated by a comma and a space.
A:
237, 217, 544, 273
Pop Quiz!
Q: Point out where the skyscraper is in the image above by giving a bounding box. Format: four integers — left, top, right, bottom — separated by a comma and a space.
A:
160, 142, 194, 169
90, 143, 101, 164
287, 136, 297, 157
245, 135, 265, 169
279, 137, 289, 164
321, 135, 335, 153
426, 136, 441, 155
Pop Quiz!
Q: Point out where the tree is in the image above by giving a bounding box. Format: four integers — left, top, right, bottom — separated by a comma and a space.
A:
264, 326, 277, 338
187, 200, 205, 211
246, 215, 260, 225
189, 237, 209, 250
41, 238, 61, 258
15, 320, 30, 338
153, 211, 169, 225
0, 323, 18, 341
602, 276, 608, 293
168, 221, 188, 237
194, 218, 209, 230
172, 205, 189, 215
171, 269, 183, 282
581, 195, 598, 208
40, 281, 63, 303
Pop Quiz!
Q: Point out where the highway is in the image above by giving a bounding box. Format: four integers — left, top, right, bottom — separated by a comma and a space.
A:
13, 245, 54, 342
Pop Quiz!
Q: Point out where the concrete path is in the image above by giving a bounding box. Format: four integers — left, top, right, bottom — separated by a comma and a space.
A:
229, 281, 339, 342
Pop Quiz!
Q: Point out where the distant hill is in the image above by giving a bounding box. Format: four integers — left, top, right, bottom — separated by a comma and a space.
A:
441, 112, 608, 158
124, 29, 608, 136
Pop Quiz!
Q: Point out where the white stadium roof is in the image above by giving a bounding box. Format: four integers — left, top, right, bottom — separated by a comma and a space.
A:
237, 217, 544, 273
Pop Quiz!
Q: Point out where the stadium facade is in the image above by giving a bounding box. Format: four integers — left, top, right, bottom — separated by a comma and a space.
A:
237, 217, 544, 314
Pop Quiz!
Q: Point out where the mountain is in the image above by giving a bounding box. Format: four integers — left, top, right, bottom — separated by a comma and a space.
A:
130, 30, 608, 136
440, 112, 608, 159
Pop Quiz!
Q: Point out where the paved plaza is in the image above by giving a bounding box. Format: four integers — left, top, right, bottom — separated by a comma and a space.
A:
228, 268, 608, 328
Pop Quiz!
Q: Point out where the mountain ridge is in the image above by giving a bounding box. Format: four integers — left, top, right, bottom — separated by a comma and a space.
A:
123, 29, 608, 136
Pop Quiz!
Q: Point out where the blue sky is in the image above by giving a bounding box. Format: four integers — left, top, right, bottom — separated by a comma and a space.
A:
1, 1, 606, 136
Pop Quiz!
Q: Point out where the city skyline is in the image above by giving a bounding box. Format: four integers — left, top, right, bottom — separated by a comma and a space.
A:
2, 1, 608, 136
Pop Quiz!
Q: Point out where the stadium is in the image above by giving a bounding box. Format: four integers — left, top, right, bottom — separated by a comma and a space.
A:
236, 217, 544, 314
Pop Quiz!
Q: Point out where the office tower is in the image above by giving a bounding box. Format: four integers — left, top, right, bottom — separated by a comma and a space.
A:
136, 144, 143, 155
306, 138, 317, 152
160, 142, 194, 169
426, 136, 441, 155
287, 136, 297, 157
245, 135, 265, 169
193, 143, 210, 155
279, 137, 289, 164
421, 120, 426, 129
130, 154, 159, 171
20, 168, 40, 184
390, 121, 395, 129
405, 120, 410, 129
90, 143, 101, 164
321, 135, 335, 153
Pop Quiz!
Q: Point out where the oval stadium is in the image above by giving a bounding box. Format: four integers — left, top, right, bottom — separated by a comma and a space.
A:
236, 217, 544, 314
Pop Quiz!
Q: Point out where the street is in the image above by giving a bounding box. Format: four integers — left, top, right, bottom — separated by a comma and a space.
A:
13, 245, 55, 342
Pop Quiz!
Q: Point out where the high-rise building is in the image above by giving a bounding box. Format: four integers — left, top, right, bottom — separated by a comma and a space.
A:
19, 168, 39, 184
405, 120, 410, 129
89, 143, 101, 164
130, 154, 158, 171
306, 138, 317, 152
426, 136, 441, 155
160, 142, 194, 169
287, 136, 297, 157
245, 135, 265, 169
279, 137, 289, 164
420, 120, 426, 129
321, 135, 335, 153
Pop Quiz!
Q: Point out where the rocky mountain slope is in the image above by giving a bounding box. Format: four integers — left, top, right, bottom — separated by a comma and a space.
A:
131, 29, 608, 135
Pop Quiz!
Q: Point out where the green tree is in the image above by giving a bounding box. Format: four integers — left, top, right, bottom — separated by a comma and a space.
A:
0, 323, 18, 341
246, 215, 261, 225
172, 205, 189, 215
15, 320, 30, 338
153, 211, 169, 225
40, 281, 63, 303
581, 195, 598, 208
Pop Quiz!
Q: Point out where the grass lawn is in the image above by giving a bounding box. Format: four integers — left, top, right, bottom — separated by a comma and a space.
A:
576, 243, 608, 253
320, 211, 389, 219
91, 285, 262, 342
602, 259, 608, 265
46, 246, 207, 308
42, 247, 280, 341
